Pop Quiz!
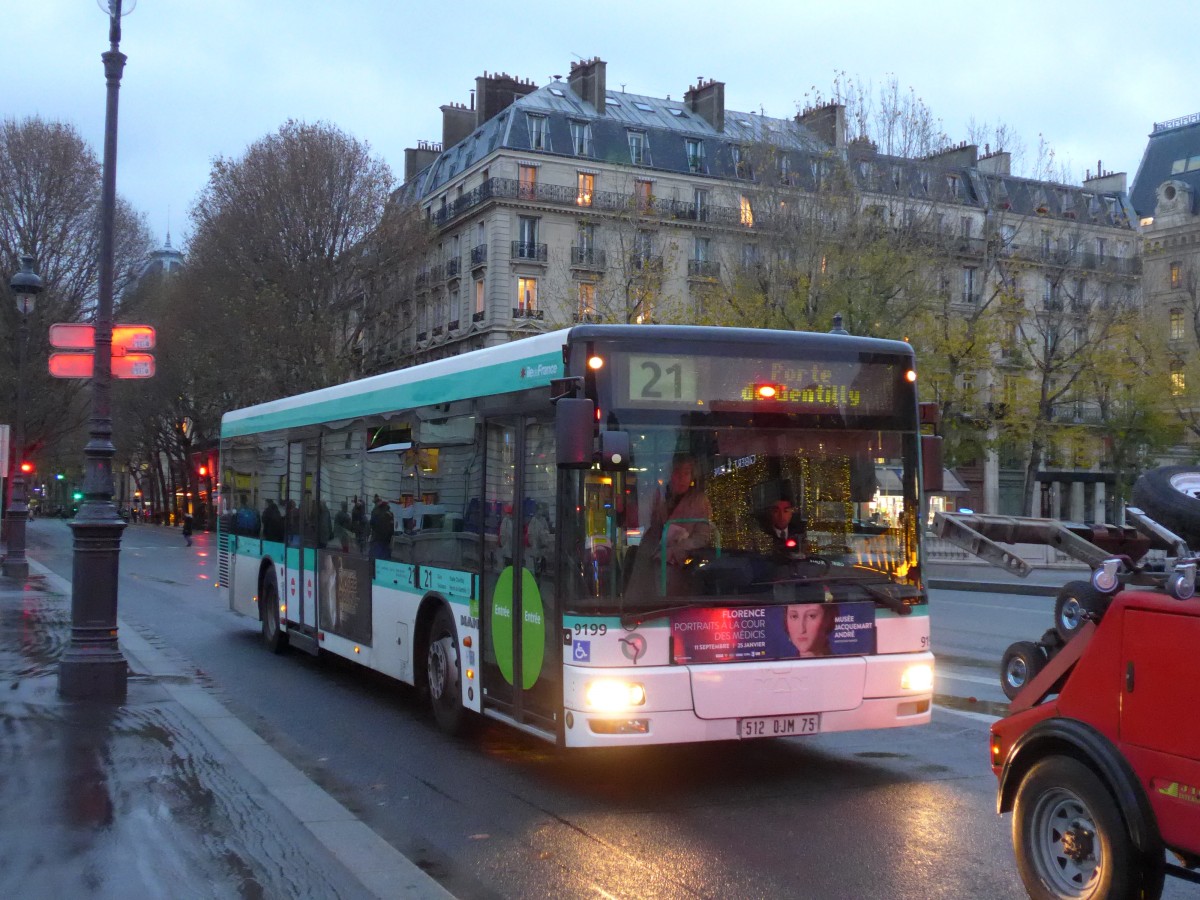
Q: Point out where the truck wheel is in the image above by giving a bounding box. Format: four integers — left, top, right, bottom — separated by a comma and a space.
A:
1053, 581, 1110, 643
1013, 756, 1160, 900
425, 605, 471, 736
260, 571, 288, 654
1131, 465, 1200, 549
1001, 641, 1046, 700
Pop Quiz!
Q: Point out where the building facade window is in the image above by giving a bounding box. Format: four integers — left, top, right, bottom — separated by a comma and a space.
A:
527, 114, 549, 151
449, 288, 460, 328
569, 121, 593, 156
517, 216, 539, 258
685, 139, 706, 174
518, 164, 537, 199
694, 188, 709, 221
578, 282, 596, 320
962, 267, 977, 304
1171, 307, 1185, 341
633, 230, 654, 263
694, 236, 710, 262
474, 278, 485, 320
779, 154, 793, 185
627, 130, 649, 165
1044, 277, 1058, 308
742, 243, 759, 267
577, 221, 595, 252
516, 276, 538, 314
1172, 369, 1186, 396
636, 179, 653, 211
739, 194, 754, 227
1170, 261, 1182, 289
577, 172, 594, 207
732, 145, 752, 179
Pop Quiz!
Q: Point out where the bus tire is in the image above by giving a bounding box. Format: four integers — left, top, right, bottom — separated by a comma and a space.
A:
1012, 755, 1160, 900
1001, 641, 1045, 701
425, 605, 470, 736
1131, 465, 1200, 549
260, 571, 287, 654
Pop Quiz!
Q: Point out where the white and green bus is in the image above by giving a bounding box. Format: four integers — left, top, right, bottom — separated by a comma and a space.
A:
218, 325, 935, 747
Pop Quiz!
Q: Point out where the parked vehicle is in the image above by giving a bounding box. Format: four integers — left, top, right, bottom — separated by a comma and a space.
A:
940, 466, 1200, 898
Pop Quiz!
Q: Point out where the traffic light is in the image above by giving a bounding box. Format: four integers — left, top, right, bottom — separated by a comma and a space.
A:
72, 491, 83, 501
19, 461, 34, 474
198, 465, 208, 477
55, 473, 64, 481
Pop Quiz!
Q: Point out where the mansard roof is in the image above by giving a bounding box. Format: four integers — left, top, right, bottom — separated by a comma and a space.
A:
412, 82, 827, 198
1131, 113, 1200, 217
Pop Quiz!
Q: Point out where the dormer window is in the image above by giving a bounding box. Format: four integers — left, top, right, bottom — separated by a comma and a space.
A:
732, 145, 753, 180
627, 130, 650, 166
570, 121, 593, 156
946, 174, 960, 198
526, 114, 550, 151
685, 139, 706, 174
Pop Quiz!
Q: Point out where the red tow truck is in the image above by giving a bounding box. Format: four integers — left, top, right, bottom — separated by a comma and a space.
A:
936, 478, 1200, 898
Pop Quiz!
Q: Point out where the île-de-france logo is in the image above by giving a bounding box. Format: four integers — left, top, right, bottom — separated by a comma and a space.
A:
1154, 779, 1200, 806
520, 362, 559, 380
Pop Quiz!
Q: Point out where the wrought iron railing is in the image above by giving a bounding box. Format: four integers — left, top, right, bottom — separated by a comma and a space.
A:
512, 241, 548, 262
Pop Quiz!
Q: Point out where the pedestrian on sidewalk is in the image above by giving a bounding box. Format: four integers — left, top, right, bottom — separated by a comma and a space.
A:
182, 511, 194, 547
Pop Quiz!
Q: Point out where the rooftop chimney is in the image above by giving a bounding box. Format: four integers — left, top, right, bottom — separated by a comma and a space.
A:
1083, 161, 1127, 194
977, 149, 1011, 176
475, 71, 538, 127
796, 102, 846, 149
441, 102, 475, 150
923, 142, 978, 168
685, 78, 725, 132
569, 57, 606, 114
404, 141, 442, 183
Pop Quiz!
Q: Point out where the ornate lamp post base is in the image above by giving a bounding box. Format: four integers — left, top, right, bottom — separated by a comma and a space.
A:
58, 514, 128, 701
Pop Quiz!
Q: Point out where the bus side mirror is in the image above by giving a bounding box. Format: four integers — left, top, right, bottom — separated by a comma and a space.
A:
599, 431, 631, 471
922, 435, 943, 492
556, 398, 594, 468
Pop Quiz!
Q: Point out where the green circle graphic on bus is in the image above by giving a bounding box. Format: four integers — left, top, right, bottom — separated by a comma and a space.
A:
490, 566, 545, 689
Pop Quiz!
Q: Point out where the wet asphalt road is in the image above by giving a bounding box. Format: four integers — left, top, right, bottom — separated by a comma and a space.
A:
21, 518, 1191, 899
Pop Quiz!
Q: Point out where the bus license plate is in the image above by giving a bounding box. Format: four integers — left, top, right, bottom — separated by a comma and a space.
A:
737, 714, 820, 739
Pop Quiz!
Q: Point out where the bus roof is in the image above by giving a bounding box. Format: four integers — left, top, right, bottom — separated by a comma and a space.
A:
220, 325, 914, 438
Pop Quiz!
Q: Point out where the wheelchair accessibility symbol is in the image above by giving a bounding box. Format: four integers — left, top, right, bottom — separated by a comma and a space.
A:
573, 640, 591, 662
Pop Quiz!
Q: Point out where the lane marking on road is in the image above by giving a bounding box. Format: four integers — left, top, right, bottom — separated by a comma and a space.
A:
933, 600, 1048, 615
933, 704, 1001, 724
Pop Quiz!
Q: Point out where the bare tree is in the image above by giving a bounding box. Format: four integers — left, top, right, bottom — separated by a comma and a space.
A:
186, 120, 397, 401
0, 115, 152, 466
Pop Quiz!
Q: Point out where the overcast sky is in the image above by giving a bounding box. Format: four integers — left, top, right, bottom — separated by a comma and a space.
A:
9, 0, 1197, 250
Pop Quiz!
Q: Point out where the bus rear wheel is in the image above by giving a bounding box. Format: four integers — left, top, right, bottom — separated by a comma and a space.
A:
426, 605, 470, 736
260, 572, 287, 654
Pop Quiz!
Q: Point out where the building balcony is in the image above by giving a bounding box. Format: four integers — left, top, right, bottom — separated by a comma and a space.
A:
959, 291, 979, 306
570, 246, 606, 269
470, 244, 487, 267
432, 325, 443, 336
472, 310, 485, 322
512, 307, 545, 320
427, 263, 444, 282
512, 241, 548, 263
688, 259, 720, 279
629, 254, 663, 272
445, 258, 460, 279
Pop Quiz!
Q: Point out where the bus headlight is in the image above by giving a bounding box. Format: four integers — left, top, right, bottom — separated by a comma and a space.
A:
585, 679, 646, 712
901, 664, 934, 692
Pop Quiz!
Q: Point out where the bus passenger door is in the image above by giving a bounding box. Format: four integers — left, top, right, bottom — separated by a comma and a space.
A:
285, 439, 319, 629
479, 415, 561, 735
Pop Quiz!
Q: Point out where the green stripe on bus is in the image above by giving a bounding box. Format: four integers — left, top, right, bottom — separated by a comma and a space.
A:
222, 351, 563, 438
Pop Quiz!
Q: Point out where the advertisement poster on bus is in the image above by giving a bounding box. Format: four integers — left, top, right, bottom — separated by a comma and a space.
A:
671, 601, 875, 664
319, 551, 373, 645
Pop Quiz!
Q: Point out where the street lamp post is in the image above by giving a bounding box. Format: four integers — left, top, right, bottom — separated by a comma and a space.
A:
3, 255, 44, 581
58, 0, 131, 700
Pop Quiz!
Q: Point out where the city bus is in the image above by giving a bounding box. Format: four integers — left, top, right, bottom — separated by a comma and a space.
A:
218, 325, 935, 747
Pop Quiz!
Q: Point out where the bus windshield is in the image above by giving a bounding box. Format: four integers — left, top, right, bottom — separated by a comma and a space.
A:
562, 421, 921, 616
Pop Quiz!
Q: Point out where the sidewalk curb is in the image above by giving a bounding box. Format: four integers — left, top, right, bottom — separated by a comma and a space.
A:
29, 558, 454, 900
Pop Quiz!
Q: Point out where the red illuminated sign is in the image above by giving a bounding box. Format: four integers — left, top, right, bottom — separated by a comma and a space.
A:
49, 353, 156, 379
49, 323, 156, 351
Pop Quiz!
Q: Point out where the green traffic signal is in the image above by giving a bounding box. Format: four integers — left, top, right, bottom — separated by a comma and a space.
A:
72, 491, 83, 501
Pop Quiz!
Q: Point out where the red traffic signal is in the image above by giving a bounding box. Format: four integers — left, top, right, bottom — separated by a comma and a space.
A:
198, 466, 208, 477
49, 353, 156, 379
19, 461, 34, 474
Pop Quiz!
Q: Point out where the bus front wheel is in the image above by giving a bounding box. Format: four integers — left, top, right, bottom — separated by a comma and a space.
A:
260, 572, 287, 654
426, 605, 470, 735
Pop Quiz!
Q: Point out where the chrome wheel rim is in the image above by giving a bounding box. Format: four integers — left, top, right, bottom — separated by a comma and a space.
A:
1030, 787, 1100, 897
1168, 470, 1200, 499
1005, 657, 1029, 690
1059, 597, 1083, 632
